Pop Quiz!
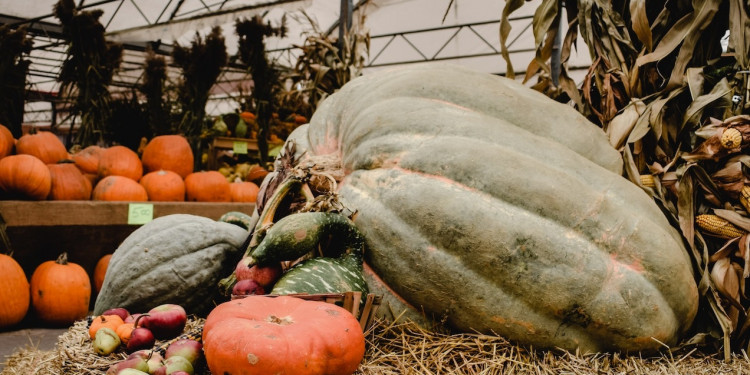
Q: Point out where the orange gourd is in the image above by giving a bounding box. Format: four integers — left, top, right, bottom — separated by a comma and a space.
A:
98, 145, 143, 181
31, 252, 91, 326
0, 154, 52, 200
47, 161, 93, 200
115, 321, 135, 344
0, 254, 30, 329
92, 176, 148, 202
0, 124, 14, 159
184, 171, 231, 202
93, 254, 112, 293
203, 296, 365, 375
140, 135, 194, 178
15, 130, 68, 164
71, 145, 103, 175
139, 170, 185, 201
229, 181, 259, 202
245, 164, 269, 184
89, 314, 125, 339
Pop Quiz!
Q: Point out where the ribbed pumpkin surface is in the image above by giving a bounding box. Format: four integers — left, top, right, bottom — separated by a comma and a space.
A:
0, 254, 30, 328
93, 214, 248, 316
300, 64, 698, 353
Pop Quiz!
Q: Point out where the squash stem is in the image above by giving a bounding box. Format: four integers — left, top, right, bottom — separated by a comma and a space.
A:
248, 177, 303, 249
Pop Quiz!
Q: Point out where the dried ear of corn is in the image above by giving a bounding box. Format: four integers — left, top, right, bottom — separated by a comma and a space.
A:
720, 128, 743, 149
741, 185, 750, 213
640, 174, 656, 188
696, 214, 747, 239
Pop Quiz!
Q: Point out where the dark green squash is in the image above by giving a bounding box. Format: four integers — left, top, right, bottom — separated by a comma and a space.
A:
289, 63, 698, 353
93, 214, 248, 316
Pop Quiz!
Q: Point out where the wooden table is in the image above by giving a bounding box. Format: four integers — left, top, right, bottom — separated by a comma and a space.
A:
0, 200, 255, 278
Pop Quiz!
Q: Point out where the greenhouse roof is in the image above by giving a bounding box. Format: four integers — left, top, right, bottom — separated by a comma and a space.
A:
0, 0, 592, 127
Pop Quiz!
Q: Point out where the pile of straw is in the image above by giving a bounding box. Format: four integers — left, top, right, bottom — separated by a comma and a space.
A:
4, 318, 750, 375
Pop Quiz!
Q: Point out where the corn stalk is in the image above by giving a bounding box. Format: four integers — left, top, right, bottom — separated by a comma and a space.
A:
504, 0, 750, 356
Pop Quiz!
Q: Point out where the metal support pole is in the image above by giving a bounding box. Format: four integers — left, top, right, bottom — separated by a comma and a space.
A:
339, 0, 353, 54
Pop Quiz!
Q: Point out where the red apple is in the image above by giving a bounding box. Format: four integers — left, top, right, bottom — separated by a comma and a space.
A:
125, 313, 143, 324
116, 369, 150, 375
170, 372, 191, 375
101, 307, 131, 321
105, 356, 149, 375
128, 350, 164, 373
235, 258, 282, 287
165, 339, 203, 365
232, 279, 265, 296
153, 355, 194, 375
126, 322, 155, 353
142, 304, 187, 340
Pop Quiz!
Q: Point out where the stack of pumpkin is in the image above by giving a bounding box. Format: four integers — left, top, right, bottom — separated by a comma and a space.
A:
0, 125, 264, 203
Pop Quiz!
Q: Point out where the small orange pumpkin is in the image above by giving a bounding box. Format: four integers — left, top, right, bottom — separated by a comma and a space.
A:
184, 171, 231, 202
47, 161, 93, 200
0, 154, 52, 200
139, 170, 186, 201
15, 130, 68, 164
0, 124, 15, 159
115, 321, 135, 344
140, 135, 194, 179
0, 254, 30, 329
245, 164, 269, 184
71, 145, 103, 175
31, 252, 92, 326
203, 296, 365, 375
229, 181, 260, 203
92, 176, 149, 202
239, 111, 256, 123
89, 314, 125, 339
98, 145, 143, 181
93, 254, 112, 293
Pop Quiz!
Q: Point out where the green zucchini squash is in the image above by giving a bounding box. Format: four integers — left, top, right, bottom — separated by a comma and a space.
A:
287, 63, 698, 353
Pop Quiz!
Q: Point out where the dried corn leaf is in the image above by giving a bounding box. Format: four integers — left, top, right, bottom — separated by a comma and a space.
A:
629, 0, 652, 51
728, 0, 750, 69
712, 257, 741, 304
607, 99, 646, 149
530, 0, 559, 77
714, 209, 750, 232
499, 0, 526, 79
682, 78, 733, 131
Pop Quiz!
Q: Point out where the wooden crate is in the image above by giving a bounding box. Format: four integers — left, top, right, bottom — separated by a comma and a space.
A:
0, 200, 255, 279
232, 292, 382, 331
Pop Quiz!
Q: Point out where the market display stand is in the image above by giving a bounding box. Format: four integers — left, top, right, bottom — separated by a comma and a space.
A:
0, 200, 255, 280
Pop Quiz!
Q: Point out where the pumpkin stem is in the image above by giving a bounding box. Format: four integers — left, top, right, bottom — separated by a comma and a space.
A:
56, 252, 69, 265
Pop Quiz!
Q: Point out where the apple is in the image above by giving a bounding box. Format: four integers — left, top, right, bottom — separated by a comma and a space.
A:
235, 259, 282, 287
105, 356, 149, 375
125, 313, 143, 324
165, 339, 203, 365
153, 356, 194, 375
142, 304, 187, 340
101, 307, 131, 321
127, 350, 164, 373
232, 279, 265, 296
126, 326, 155, 353
170, 372, 191, 375
116, 369, 150, 375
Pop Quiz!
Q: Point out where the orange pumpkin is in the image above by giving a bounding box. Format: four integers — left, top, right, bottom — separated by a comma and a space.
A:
0, 254, 30, 329
98, 145, 143, 181
31, 252, 91, 326
15, 130, 68, 164
92, 176, 149, 202
229, 181, 259, 202
245, 164, 270, 184
93, 254, 112, 293
203, 296, 365, 375
139, 170, 185, 201
239, 111, 256, 122
184, 171, 231, 202
140, 135, 194, 179
89, 314, 125, 339
71, 145, 103, 175
0, 154, 52, 200
115, 321, 135, 344
47, 161, 93, 200
0, 124, 14, 159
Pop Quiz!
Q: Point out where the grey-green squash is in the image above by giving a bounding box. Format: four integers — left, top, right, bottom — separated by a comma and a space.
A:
93, 214, 248, 316
285, 63, 698, 353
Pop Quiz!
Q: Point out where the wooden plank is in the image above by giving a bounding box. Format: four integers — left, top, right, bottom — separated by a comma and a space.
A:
0, 200, 255, 227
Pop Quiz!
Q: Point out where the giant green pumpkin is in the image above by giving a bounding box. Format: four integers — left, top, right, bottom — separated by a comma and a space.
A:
290, 64, 698, 353
94, 214, 247, 316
